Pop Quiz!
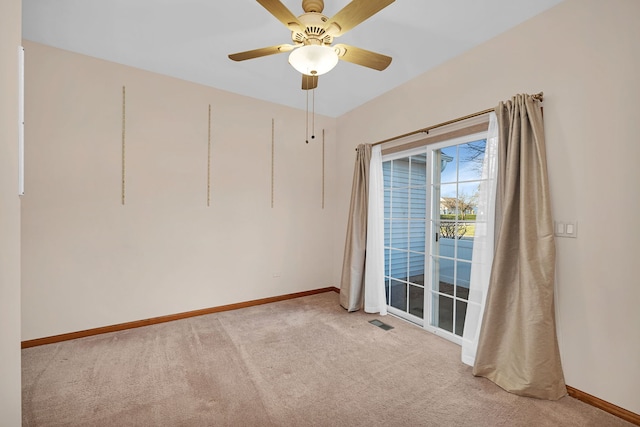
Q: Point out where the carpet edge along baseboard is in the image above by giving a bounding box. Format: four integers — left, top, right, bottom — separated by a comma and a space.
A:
21, 286, 340, 349
20, 286, 639, 426
566, 386, 639, 425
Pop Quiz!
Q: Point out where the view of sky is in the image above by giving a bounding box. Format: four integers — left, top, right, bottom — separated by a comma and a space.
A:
439, 139, 486, 200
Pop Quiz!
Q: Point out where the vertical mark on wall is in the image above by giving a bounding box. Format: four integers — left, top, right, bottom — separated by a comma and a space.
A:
271, 118, 275, 208
207, 104, 212, 207
121, 85, 126, 205
322, 129, 325, 209
18, 46, 25, 196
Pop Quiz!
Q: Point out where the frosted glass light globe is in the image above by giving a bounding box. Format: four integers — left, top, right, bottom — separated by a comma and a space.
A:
288, 45, 339, 76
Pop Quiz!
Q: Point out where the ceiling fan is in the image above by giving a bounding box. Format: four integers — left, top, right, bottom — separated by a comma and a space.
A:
228, 0, 395, 90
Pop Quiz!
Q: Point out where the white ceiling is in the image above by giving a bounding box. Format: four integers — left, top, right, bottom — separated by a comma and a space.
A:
22, 0, 564, 117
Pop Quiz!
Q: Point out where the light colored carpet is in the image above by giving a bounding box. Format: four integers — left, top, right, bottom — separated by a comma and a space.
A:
22, 292, 632, 426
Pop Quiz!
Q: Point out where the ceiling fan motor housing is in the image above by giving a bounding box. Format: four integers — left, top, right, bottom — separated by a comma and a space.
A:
292, 12, 333, 46
302, 0, 324, 13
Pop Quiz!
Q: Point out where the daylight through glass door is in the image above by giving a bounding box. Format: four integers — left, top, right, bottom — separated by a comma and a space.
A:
383, 134, 487, 344
383, 152, 427, 325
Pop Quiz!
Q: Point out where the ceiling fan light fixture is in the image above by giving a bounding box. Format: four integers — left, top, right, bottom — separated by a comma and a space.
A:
288, 45, 338, 76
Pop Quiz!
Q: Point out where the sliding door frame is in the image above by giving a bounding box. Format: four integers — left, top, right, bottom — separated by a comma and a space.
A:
383, 130, 489, 346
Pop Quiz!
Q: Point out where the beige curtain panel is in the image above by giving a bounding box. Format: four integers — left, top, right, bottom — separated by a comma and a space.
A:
340, 144, 371, 312
473, 94, 567, 400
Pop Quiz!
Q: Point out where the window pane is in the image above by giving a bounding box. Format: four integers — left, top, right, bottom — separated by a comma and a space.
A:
391, 187, 409, 217
389, 279, 407, 311
409, 284, 424, 319
382, 161, 391, 187
440, 184, 458, 216
384, 189, 391, 218
432, 256, 453, 296
389, 249, 408, 281
439, 220, 459, 240
384, 219, 390, 247
384, 248, 390, 277
408, 251, 425, 285
389, 220, 408, 249
408, 220, 425, 252
458, 182, 480, 220
390, 159, 410, 188
439, 146, 457, 184
457, 235, 473, 260
439, 278, 455, 297
456, 260, 471, 300
409, 154, 427, 187
455, 300, 468, 336
409, 185, 427, 218
458, 140, 486, 182
432, 293, 453, 333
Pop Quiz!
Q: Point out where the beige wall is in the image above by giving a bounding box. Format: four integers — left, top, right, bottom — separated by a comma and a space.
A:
21, 41, 337, 340
21, 0, 640, 418
336, 0, 640, 415
0, 0, 22, 423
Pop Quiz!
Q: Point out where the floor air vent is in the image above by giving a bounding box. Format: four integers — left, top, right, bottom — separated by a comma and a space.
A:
369, 319, 394, 331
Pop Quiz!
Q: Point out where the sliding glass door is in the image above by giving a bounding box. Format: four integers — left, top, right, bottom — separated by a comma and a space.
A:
383, 133, 487, 344
383, 151, 427, 325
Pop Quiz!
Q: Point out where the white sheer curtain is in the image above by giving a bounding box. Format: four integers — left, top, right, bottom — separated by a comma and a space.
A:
364, 145, 387, 314
461, 112, 498, 366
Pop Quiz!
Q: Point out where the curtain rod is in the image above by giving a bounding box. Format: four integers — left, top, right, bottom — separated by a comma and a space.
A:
363, 92, 544, 149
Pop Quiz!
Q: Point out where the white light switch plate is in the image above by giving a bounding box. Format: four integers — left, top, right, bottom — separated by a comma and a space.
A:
554, 221, 577, 238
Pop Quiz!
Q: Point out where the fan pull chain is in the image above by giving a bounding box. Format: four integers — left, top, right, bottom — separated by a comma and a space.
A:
311, 88, 315, 141
304, 83, 316, 144
305, 88, 309, 144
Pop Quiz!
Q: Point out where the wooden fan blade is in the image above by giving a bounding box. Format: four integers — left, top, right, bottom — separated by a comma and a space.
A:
324, 0, 395, 37
334, 44, 392, 71
256, 0, 305, 32
228, 44, 296, 61
301, 74, 318, 90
